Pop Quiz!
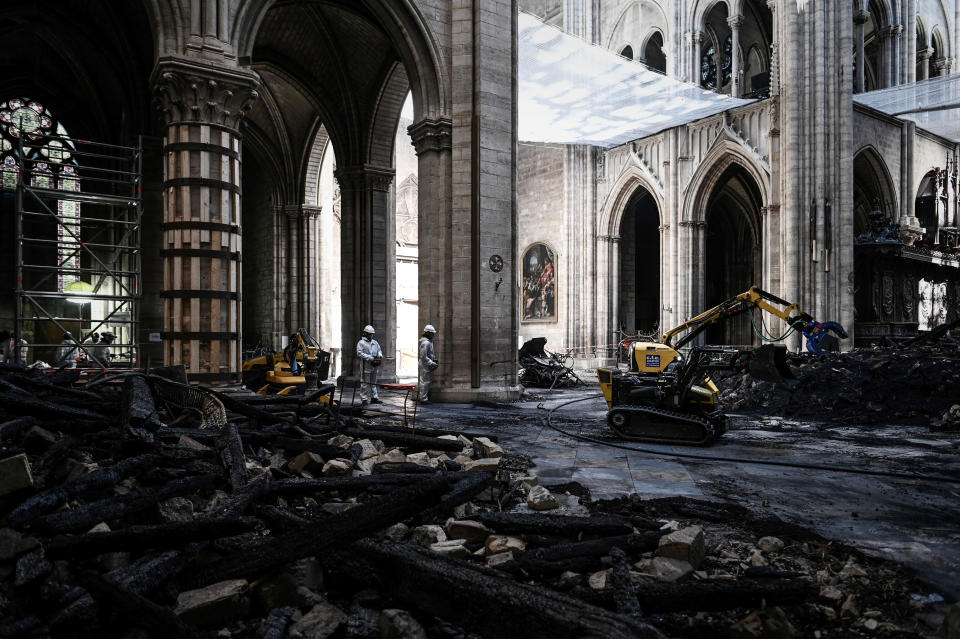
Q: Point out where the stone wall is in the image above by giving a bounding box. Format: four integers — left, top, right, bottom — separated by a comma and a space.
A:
518, 142, 566, 350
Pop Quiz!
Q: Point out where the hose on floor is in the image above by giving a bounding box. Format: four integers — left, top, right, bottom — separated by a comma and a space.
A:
541, 394, 960, 484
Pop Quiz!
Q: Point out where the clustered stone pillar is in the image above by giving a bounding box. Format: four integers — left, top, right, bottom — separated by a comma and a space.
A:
409, 117, 453, 383
692, 31, 703, 85
284, 204, 321, 340
728, 15, 743, 97
337, 165, 397, 383
153, 60, 259, 380
918, 47, 933, 80
854, 9, 870, 92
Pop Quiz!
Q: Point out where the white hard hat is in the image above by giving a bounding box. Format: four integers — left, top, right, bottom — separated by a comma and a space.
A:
363, 325, 375, 334
423, 324, 437, 334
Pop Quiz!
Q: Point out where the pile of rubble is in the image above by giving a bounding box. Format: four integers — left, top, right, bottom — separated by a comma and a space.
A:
0, 362, 955, 638
720, 342, 960, 428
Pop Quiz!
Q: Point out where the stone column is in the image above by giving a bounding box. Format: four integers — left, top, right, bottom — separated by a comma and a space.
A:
891, 24, 904, 85
152, 59, 259, 381
336, 165, 397, 383
917, 47, 933, 80
728, 15, 744, 97
692, 31, 703, 86
767, 0, 780, 95
594, 235, 619, 357
778, 4, 854, 349
854, 9, 870, 92
282, 205, 321, 340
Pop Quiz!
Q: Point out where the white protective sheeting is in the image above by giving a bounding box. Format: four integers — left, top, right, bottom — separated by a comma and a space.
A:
518, 12, 755, 147
853, 74, 960, 142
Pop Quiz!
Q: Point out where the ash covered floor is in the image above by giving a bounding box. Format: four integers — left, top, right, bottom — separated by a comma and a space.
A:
389, 385, 960, 599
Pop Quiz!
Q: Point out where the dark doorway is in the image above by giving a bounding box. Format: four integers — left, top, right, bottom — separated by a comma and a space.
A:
704, 164, 762, 345
618, 188, 660, 335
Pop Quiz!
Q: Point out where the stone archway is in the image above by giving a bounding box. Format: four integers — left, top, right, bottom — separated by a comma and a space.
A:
703, 164, 763, 345
618, 187, 661, 335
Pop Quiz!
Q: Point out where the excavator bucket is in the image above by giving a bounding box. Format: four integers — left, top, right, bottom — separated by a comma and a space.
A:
746, 344, 796, 384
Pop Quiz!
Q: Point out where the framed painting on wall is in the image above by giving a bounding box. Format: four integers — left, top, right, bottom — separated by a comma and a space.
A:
521, 242, 557, 322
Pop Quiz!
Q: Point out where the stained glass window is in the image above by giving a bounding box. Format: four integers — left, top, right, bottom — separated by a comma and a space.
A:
0, 97, 81, 292
701, 44, 717, 89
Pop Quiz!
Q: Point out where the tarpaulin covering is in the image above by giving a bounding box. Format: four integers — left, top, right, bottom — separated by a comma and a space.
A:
518, 11, 755, 148
854, 74, 960, 142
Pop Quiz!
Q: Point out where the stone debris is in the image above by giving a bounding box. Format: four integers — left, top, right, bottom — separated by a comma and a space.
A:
0, 453, 34, 497
472, 436, 504, 458
379, 608, 428, 639
290, 601, 347, 639
657, 525, 706, 568
445, 519, 493, 543
174, 579, 250, 628
526, 485, 560, 510
409, 525, 446, 547
634, 556, 695, 582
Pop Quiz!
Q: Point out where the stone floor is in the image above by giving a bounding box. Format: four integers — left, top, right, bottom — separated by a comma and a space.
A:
364, 385, 960, 599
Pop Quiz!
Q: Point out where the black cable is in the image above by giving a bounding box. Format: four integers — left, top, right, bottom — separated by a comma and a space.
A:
542, 394, 960, 484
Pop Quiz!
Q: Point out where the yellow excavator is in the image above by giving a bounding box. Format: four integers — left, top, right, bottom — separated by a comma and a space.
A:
597, 287, 847, 445
242, 329, 331, 395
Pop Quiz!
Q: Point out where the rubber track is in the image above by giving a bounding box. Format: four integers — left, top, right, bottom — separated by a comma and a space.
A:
608, 404, 718, 446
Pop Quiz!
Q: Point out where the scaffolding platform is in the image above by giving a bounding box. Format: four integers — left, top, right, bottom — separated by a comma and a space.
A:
9, 133, 142, 370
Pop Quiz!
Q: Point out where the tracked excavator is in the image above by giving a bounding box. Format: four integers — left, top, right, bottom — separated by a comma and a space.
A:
242, 329, 331, 395
597, 287, 847, 445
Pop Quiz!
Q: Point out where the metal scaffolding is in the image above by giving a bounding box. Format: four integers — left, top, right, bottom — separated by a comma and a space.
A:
12, 133, 142, 369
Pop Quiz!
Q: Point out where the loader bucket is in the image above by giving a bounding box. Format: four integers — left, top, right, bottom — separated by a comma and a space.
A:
747, 344, 796, 384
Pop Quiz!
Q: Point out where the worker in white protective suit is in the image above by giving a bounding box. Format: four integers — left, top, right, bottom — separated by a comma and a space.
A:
57, 332, 79, 368
356, 325, 383, 406
91, 331, 116, 367
418, 324, 438, 404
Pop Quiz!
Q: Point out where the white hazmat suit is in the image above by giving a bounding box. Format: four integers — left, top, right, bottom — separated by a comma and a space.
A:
356, 328, 382, 404
418, 329, 438, 403
57, 335, 78, 368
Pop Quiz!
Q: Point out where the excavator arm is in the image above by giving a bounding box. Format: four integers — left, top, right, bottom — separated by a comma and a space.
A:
662, 287, 847, 355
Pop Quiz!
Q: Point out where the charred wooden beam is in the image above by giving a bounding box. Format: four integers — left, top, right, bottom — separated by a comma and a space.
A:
415, 471, 496, 523
29, 474, 216, 534
609, 547, 643, 620
0, 391, 109, 421
81, 571, 200, 639
335, 540, 666, 639
3, 453, 160, 528
270, 473, 442, 496
45, 518, 260, 558
182, 477, 453, 587
269, 436, 344, 459
341, 428, 464, 452
371, 461, 438, 475
473, 512, 634, 537
211, 472, 270, 518
0, 417, 35, 443
218, 424, 248, 491
106, 550, 188, 595
122, 375, 161, 431
531, 532, 664, 562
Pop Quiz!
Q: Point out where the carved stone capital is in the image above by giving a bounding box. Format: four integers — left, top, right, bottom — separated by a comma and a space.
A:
408, 117, 453, 156
334, 165, 395, 193
301, 205, 322, 218
854, 9, 871, 25
918, 47, 935, 61
691, 31, 703, 45
727, 15, 744, 29
152, 58, 260, 131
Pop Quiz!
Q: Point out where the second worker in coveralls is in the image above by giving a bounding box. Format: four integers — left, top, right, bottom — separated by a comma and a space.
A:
418, 324, 438, 404
356, 324, 383, 407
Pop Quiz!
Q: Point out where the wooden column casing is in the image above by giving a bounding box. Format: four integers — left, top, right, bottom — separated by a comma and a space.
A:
152, 59, 260, 381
